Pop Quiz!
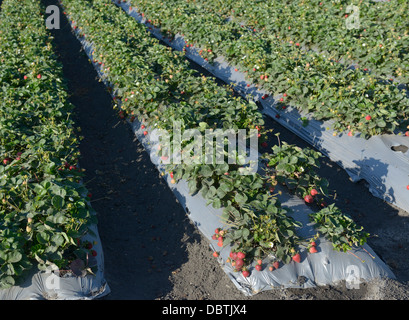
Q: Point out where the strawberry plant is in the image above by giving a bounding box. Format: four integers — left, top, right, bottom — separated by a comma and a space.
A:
262, 138, 329, 201
309, 204, 369, 252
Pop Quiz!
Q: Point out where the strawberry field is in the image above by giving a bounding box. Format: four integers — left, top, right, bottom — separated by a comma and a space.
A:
1, 0, 409, 299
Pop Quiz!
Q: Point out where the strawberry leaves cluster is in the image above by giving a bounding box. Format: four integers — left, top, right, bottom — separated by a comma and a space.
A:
309, 204, 370, 253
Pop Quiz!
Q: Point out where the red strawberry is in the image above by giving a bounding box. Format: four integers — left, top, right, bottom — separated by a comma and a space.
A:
405, 131, 409, 137
141, 125, 145, 129
242, 270, 250, 277
237, 252, 246, 259
235, 258, 244, 269
215, 228, 220, 234
304, 194, 314, 204
3, 158, 11, 165
37, 74, 42, 79
255, 264, 263, 271
309, 246, 318, 253
257, 259, 262, 265
310, 241, 316, 247
91, 250, 97, 257
273, 261, 279, 269
217, 240, 223, 247
292, 253, 301, 263
365, 115, 372, 121
213, 251, 219, 258
24, 75, 28, 80
212, 234, 217, 240
406, 185, 409, 190
143, 131, 148, 136
310, 189, 318, 196
280, 98, 284, 102
230, 251, 238, 260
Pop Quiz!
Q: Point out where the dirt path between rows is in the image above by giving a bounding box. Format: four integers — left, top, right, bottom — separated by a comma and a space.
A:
43, 0, 409, 300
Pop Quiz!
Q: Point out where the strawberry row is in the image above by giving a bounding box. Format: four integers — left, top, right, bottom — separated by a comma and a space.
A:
61, 0, 369, 271
0, 0, 97, 289
123, 0, 409, 139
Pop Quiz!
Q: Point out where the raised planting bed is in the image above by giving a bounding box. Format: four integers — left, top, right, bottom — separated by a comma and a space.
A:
115, 0, 409, 216
0, 0, 109, 299
58, 0, 395, 296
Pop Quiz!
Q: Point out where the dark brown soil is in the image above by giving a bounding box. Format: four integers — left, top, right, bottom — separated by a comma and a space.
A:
43, 0, 409, 301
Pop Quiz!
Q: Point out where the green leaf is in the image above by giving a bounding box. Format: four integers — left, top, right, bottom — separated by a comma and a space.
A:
52, 195, 65, 210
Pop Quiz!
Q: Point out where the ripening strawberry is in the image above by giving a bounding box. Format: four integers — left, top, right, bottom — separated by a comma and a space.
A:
304, 194, 314, 204
237, 252, 246, 259
235, 258, 244, 269
292, 253, 301, 263
309, 246, 318, 254
230, 251, 238, 260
